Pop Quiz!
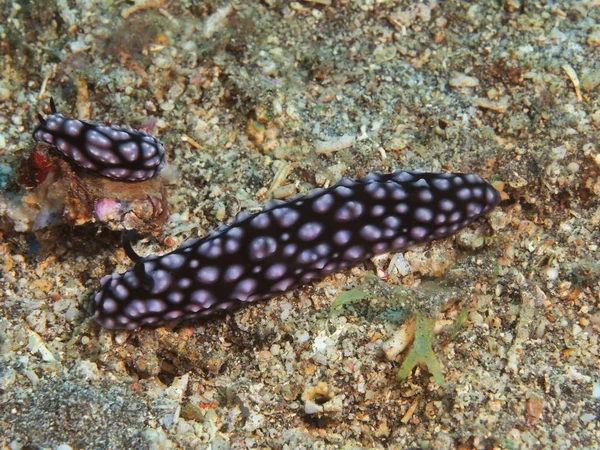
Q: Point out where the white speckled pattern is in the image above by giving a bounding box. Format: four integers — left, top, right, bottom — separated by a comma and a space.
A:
92, 170, 501, 329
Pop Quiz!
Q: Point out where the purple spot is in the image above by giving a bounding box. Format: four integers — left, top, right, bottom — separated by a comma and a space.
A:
313, 193, 335, 213
417, 189, 434, 202
198, 238, 223, 258
113, 284, 129, 300
41, 131, 54, 143
141, 142, 157, 158
102, 298, 118, 314
335, 201, 364, 221
103, 168, 131, 179
392, 171, 415, 182
395, 203, 409, 214
449, 211, 462, 222
472, 187, 484, 199
249, 236, 278, 260
125, 301, 146, 318
86, 130, 112, 148
232, 278, 258, 301
168, 291, 184, 304
251, 213, 271, 229
272, 207, 300, 227
392, 236, 408, 249
360, 224, 382, 241
434, 214, 447, 225
185, 303, 202, 313
128, 170, 151, 181
150, 270, 171, 294
413, 178, 429, 188
373, 242, 389, 253
47, 117, 64, 131
191, 289, 216, 308
323, 262, 338, 272
486, 187, 498, 205
164, 310, 184, 320
227, 227, 244, 239
365, 183, 387, 199
147, 299, 167, 313
334, 186, 354, 197
178, 278, 192, 289
55, 138, 70, 153
141, 317, 159, 325
215, 301, 237, 310
196, 266, 220, 284
456, 188, 471, 200
298, 222, 323, 241
225, 238, 240, 253
297, 249, 318, 265
410, 226, 428, 240
71, 148, 91, 165
119, 142, 139, 161
432, 178, 452, 190
390, 185, 408, 200
465, 174, 481, 184
333, 229, 352, 246
301, 272, 318, 282
344, 245, 364, 260
337, 178, 356, 187
435, 226, 449, 237
466, 202, 483, 218
371, 205, 385, 216
271, 278, 295, 292
312, 258, 327, 269
384, 216, 401, 229
414, 207, 434, 222
88, 145, 120, 164
283, 243, 297, 257
144, 156, 162, 168
116, 316, 131, 326
265, 199, 286, 209
266, 263, 287, 280
453, 176, 465, 186
439, 199, 455, 212
161, 254, 186, 270
123, 272, 140, 289
362, 171, 383, 182
315, 243, 331, 256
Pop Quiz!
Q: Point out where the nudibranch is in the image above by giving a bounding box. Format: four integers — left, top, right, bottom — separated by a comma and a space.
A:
92, 170, 500, 330
33, 99, 165, 182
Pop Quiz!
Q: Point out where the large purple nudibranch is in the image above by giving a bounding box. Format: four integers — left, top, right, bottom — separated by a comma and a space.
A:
92, 170, 500, 330
33, 99, 165, 182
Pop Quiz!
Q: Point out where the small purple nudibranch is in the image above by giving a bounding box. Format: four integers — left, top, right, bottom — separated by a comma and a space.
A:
33, 99, 166, 182
92, 170, 500, 330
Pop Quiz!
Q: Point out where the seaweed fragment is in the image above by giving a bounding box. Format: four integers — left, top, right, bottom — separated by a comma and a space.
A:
395, 313, 445, 386
331, 255, 499, 385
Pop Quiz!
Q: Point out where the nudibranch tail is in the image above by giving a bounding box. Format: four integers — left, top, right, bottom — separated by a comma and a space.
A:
33, 99, 166, 182
92, 170, 500, 330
